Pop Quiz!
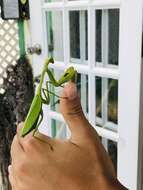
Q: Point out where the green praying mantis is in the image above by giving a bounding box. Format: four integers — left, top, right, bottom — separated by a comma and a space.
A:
21, 57, 77, 137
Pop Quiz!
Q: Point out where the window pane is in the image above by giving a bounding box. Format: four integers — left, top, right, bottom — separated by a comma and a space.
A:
76, 73, 88, 115
108, 140, 117, 172
85, 11, 88, 60
108, 79, 118, 124
46, 11, 64, 61
95, 9, 119, 66
101, 138, 117, 172
96, 77, 102, 118
69, 11, 80, 59
96, 77, 118, 130
96, 10, 102, 62
69, 10, 88, 64
108, 9, 119, 65
51, 119, 67, 139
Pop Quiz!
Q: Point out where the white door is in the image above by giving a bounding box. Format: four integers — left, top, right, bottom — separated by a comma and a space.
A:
27, 0, 143, 189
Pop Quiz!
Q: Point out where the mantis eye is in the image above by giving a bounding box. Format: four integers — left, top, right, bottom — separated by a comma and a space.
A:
64, 73, 69, 77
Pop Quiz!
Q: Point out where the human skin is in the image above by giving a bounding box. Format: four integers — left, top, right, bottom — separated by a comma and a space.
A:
9, 82, 128, 190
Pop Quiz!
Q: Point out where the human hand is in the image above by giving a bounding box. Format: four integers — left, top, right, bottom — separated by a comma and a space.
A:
9, 82, 127, 190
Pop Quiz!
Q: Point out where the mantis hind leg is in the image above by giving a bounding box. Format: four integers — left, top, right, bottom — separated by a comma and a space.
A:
33, 111, 46, 143
40, 81, 60, 105
41, 88, 63, 106
33, 111, 53, 149
42, 88, 50, 105
33, 111, 43, 137
41, 81, 67, 105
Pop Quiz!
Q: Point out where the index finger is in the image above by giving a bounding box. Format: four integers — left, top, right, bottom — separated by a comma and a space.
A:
16, 123, 57, 152
11, 135, 24, 164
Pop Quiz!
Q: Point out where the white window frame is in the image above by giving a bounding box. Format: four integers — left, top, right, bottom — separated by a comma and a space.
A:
28, 0, 143, 189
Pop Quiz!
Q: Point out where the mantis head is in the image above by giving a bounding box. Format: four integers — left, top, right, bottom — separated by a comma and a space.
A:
58, 66, 77, 85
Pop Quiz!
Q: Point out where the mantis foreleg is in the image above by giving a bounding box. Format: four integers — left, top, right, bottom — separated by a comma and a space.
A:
33, 111, 53, 148
42, 88, 67, 99
42, 88, 50, 105
46, 81, 67, 98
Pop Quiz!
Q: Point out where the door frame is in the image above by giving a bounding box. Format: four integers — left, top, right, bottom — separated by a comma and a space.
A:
28, 0, 143, 189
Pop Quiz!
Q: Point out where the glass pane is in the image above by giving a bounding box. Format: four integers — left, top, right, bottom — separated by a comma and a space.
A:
101, 138, 117, 173
96, 10, 102, 62
51, 119, 67, 139
69, 10, 88, 64
108, 79, 118, 124
108, 140, 117, 172
69, 11, 80, 59
96, 77, 102, 118
85, 11, 88, 60
76, 73, 88, 115
95, 9, 119, 66
46, 11, 64, 61
96, 77, 118, 129
108, 9, 119, 65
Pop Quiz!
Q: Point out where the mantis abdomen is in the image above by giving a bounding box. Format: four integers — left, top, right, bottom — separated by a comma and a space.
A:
21, 95, 42, 137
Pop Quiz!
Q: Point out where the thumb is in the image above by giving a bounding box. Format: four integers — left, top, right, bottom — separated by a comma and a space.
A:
60, 82, 91, 142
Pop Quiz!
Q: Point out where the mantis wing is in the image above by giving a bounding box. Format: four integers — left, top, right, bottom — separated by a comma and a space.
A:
21, 94, 42, 137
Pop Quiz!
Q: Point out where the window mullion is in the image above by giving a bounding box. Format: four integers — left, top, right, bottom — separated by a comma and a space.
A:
91, 0, 120, 9
80, 75, 88, 114
102, 138, 108, 151
63, 2, 69, 66
80, 11, 86, 63
88, 6, 96, 125
101, 10, 109, 128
